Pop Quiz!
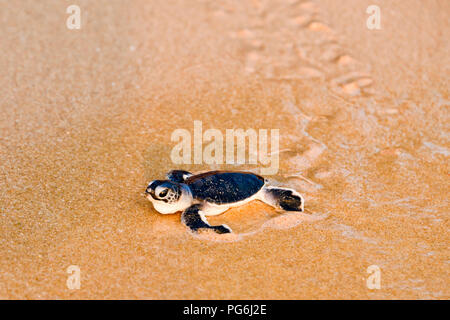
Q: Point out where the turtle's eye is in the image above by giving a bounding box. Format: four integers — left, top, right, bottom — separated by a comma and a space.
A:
158, 188, 168, 198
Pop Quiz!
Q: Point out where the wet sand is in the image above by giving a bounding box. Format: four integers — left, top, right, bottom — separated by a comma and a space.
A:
0, 0, 448, 299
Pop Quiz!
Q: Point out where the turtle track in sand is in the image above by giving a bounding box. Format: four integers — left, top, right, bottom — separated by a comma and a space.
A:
210, 0, 375, 97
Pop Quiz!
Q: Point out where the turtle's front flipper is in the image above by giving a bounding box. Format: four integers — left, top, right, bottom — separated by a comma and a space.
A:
166, 170, 193, 183
260, 187, 304, 212
181, 204, 231, 234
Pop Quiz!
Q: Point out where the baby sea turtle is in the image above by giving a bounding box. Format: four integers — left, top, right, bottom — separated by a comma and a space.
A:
145, 170, 304, 234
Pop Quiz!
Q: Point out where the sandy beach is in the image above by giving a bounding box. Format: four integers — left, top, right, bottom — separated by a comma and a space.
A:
0, 0, 448, 299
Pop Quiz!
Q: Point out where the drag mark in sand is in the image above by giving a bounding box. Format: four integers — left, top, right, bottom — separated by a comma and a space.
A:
208, 0, 378, 190
212, 0, 375, 97
192, 210, 329, 243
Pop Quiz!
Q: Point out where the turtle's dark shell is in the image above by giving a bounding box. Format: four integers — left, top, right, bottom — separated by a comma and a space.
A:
185, 171, 265, 204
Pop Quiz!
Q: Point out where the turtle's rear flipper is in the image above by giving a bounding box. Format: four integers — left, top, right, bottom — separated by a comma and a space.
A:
181, 204, 231, 234
261, 187, 304, 212
166, 170, 193, 183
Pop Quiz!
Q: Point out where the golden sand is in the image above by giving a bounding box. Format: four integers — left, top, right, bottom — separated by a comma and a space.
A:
0, 0, 448, 299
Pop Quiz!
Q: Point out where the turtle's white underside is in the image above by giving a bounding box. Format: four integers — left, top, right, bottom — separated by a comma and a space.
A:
147, 182, 304, 216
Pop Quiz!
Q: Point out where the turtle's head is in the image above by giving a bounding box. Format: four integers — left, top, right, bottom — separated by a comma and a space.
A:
145, 180, 192, 214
